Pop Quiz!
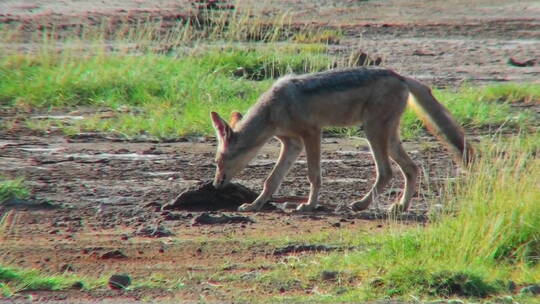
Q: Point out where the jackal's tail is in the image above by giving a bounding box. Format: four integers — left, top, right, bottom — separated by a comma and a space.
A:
404, 76, 474, 165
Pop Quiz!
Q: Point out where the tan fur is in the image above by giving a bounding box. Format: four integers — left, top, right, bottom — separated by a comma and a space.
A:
229, 111, 243, 129
210, 68, 472, 213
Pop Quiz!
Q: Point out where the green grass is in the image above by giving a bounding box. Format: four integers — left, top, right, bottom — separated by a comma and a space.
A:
399, 84, 540, 139
0, 45, 335, 139
1, 47, 538, 140
0, 265, 85, 297
0, 177, 29, 204
257, 134, 540, 302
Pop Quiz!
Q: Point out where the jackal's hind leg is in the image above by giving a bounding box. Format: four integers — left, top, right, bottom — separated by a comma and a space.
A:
387, 131, 418, 214
350, 121, 394, 212
238, 136, 303, 212
296, 130, 322, 213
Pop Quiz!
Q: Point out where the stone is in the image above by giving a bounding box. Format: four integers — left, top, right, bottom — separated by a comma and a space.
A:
100, 250, 127, 259
108, 274, 131, 290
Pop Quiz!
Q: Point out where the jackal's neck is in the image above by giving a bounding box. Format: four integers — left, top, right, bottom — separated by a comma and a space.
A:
234, 105, 275, 150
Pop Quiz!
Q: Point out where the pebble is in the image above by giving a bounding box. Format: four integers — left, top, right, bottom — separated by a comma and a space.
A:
108, 274, 131, 290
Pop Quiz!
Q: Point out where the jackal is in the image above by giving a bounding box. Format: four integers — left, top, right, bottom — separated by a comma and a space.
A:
210, 67, 473, 213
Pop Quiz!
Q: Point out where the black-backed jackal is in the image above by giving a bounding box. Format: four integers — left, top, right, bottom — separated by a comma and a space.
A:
210, 68, 473, 213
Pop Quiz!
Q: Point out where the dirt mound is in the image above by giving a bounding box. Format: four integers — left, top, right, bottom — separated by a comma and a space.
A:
161, 181, 258, 212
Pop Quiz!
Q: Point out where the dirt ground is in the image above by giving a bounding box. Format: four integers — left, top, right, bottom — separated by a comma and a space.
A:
0, 128, 453, 302
1, 0, 539, 302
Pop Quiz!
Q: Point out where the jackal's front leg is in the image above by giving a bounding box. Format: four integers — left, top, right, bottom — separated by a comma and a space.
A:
238, 137, 303, 212
296, 130, 322, 213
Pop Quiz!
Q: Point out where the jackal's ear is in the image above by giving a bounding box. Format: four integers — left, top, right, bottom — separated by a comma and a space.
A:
210, 111, 232, 145
229, 111, 243, 129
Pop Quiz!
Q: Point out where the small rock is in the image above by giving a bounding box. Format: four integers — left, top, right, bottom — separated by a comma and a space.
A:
100, 250, 127, 259
321, 270, 339, 281
520, 284, 540, 295
508, 58, 536, 67
331, 222, 341, 228
108, 274, 131, 290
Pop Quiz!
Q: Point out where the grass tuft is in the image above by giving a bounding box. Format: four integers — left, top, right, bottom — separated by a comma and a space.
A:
0, 265, 80, 295
0, 177, 29, 204
378, 269, 495, 298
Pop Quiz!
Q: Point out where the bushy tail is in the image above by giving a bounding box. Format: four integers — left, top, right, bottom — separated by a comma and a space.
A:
404, 76, 474, 165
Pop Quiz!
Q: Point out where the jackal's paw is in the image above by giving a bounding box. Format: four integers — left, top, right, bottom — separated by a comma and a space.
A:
349, 200, 370, 212
238, 203, 260, 212
295, 203, 316, 213
387, 203, 407, 215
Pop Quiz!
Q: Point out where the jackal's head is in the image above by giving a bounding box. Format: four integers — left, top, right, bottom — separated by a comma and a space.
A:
210, 111, 250, 189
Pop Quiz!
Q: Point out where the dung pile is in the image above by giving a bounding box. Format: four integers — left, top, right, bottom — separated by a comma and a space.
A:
162, 181, 258, 212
